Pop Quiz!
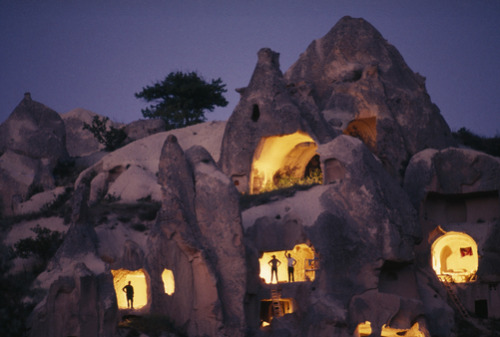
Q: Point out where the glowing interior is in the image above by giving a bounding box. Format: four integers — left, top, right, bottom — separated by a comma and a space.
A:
259, 244, 318, 284
343, 117, 377, 150
431, 231, 478, 283
260, 298, 294, 325
355, 322, 425, 337
161, 268, 175, 295
111, 268, 148, 309
250, 131, 318, 194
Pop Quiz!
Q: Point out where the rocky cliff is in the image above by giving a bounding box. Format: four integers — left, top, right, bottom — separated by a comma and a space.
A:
1, 16, 499, 337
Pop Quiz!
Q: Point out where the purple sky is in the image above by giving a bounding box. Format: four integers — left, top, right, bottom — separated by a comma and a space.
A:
1, 0, 499, 136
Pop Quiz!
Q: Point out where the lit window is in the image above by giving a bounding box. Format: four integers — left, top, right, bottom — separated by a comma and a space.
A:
162, 268, 175, 295
259, 244, 318, 284
431, 231, 478, 283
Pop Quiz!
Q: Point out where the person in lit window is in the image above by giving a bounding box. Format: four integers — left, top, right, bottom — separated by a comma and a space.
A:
122, 281, 134, 309
268, 255, 281, 283
285, 252, 297, 282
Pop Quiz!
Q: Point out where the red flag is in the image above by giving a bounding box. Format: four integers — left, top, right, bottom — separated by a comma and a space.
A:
460, 247, 473, 257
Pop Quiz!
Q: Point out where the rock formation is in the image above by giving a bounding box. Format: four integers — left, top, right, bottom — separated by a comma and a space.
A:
2, 16, 499, 337
0, 93, 68, 216
285, 16, 455, 181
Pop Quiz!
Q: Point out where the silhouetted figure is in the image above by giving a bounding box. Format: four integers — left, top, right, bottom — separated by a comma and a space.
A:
122, 281, 134, 309
268, 255, 281, 283
285, 252, 297, 282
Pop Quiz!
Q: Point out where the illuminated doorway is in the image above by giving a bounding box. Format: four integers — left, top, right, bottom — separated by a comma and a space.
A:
431, 231, 478, 283
250, 131, 321, 194
259, 244, 318, 284
111, 269, 149, 309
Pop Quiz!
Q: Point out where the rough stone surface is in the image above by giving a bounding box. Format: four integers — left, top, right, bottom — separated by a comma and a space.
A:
124, 118, 166, 144
0, 93, 68, 215
284, 16, 455, 180
0, 93, 68, 164
4, 17, 499, 337
404, 147, 500, 210
60, 108, 107, 157
243, 135, 424, 336
218, 48, 336, 193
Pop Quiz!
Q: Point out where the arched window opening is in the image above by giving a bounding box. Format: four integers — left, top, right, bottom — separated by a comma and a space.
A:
343, 117, 377, 150
251, 104, 260, 122
260, 297, 295, 327
250, 131, 322, 194
111, 268, 149, 310
161, 268, 175, 295
431, 231, 478, 283
258, 244, 318, 284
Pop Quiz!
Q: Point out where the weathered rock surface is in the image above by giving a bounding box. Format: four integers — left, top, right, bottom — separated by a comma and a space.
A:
243, 135, 425, 336
219, 48, 336, 193
76, 121, 226, 205
0, 93, 68, 216
146, 135, 246, 337
124, 118, 166, 144
284, 16, 455, 180
60, 108, 107, 157
4, 16, 499, 337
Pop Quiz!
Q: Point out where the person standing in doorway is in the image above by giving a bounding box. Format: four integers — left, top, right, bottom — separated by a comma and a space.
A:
123, 281, 134, 309
285, 252, 297, 282
268, 255, 281, 284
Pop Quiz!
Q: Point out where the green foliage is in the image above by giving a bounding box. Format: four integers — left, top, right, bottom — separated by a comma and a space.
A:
260, 168, 323, 193
83, 115, 127, 151
452, 127, 500, 157
135, 71, 228, 130
14, 225, 64, 262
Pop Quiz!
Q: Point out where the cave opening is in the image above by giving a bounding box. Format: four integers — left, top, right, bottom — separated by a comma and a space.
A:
111, 268, 149, 310
250, 131, 322, 194
258, 243, 318, 284
431, 231, 478, 283
260, 297, 295, 326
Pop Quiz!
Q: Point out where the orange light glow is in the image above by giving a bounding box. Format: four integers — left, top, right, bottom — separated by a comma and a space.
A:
259, 244, 318, 284
343, 117, 377, 150
111, 269, 148, 309
250, 131, 319, 194
161, 268, 175, 295
260, 298, 295, 325
355, 322, 425, 337
431, 231, 478, 283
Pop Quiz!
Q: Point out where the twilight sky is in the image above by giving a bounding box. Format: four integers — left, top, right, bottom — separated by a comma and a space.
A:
1, 0, 499, 136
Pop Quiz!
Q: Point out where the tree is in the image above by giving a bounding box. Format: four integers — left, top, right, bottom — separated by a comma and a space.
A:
135, 71, 228, 130
83, 115, 127, 151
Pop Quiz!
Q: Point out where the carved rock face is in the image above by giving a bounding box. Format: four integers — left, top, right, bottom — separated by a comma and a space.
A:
0, 94, 68, 215
284, 16, 455, 181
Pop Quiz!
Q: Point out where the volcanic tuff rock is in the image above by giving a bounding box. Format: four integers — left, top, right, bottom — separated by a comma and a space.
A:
60, 108, 107, 157
284, 16, 455, 180
219, 48, 335, 193
243, 135, 424, 335
146, 135, 246, 337
0, 93, 68, 216
3, 16, 499, 337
